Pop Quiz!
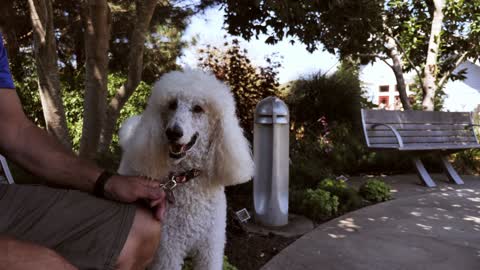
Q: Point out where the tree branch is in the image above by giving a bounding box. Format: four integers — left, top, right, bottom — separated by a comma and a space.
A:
98, 0, 159, 154
438, 51, 468, 88
384, 36, 412, 110
28, 0, 72, 149
380, 57, 393, 69
79, 0, 111, 159
354, 53, 390, 61
391, 35, 423, 82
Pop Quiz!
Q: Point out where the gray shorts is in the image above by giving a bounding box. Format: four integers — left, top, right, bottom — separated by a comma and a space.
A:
0, 184, 136, 270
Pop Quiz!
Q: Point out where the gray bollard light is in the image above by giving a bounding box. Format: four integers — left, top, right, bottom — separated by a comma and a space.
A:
253, 96, 289, 227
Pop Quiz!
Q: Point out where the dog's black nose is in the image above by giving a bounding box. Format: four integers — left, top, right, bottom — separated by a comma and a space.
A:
166, 124, 183, 141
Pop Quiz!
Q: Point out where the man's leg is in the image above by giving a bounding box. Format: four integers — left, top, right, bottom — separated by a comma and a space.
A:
0, 236, 78, 270
0, 208, 162, 270
0, 184, 162, 270
115, 208, 161, 270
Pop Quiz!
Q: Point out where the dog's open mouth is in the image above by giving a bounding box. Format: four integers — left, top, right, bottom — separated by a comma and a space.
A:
169, 133, 199, 159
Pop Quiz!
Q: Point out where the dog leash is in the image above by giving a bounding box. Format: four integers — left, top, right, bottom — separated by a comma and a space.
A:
160, 169, 201, 204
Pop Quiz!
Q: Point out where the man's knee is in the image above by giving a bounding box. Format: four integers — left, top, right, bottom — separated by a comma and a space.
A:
116, 208, 161, 269
134, 208, 162, 260
0, 236, 78, 270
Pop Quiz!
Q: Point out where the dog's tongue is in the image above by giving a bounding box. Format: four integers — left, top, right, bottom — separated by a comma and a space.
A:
171, 144, 187, 153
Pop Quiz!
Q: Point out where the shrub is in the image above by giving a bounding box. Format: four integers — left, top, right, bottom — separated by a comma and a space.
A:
289, 189, 306, 215
317, 178, 364, 213
13, 53, 46, 128
14, 65, 152, 156
452, 149, 480, 174
287, 65, 377, 179
287, 65, 371, 129
359, 179, 392, 203
289, 158, 332, 190
301, 188, 339, 221
182, 256, 237, 270
317, 178, 347, 190
198, 39, 281, 136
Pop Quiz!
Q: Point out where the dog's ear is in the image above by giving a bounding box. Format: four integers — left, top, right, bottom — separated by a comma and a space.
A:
208, 107, 254, 187
118, 112, 170, 178
119, 115, 142, 150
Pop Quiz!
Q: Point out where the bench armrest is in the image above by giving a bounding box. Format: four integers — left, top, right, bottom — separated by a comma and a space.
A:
465, 124, 480, 129
371, 123, 404, 148
466, 124, 480, 138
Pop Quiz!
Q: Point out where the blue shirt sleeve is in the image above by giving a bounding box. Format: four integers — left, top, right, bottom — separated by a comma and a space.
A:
0, 33, 15, 89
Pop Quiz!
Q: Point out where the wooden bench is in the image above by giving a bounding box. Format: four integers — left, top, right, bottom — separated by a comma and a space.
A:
361, 109, 480, 187
0, 154, 14, 184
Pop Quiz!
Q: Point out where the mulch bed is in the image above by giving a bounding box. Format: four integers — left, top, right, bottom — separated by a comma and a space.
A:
225, 185, 299, 270
225, 229, 296, 270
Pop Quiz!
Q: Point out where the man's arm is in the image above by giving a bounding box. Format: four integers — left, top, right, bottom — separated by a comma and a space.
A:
0, 90, 166, 220
0, 32, 165, 219
0, 90, 102, 191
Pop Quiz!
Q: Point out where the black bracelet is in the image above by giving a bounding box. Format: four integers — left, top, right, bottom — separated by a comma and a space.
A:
94, 171, 114, 198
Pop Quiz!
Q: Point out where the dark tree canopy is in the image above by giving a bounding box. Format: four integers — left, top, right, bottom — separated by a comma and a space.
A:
207, 0, 480, 111
2, 0, 193, 86
203, 0, 385, 55
1, 0, 203, 157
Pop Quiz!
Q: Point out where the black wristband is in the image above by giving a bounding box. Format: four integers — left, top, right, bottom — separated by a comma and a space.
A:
94, 171, 114, 198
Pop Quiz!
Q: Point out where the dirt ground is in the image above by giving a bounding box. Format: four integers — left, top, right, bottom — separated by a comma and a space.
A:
225, 229, 296, 270
225, 185, 298, 270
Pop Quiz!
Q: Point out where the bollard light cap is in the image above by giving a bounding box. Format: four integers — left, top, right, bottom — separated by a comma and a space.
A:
255, 96, 289, 124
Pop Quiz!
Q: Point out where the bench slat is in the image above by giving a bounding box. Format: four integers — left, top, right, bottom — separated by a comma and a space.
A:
361, 109, 480, 150
363, 110, 472, 124
365, 123, 470, 131
370, 143, 480, 150
367, 130, 473, 137
361, 109, 478, 187
369, 136, 477, 144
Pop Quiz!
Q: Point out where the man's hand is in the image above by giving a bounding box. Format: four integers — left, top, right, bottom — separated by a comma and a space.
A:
103, 175, 167, 221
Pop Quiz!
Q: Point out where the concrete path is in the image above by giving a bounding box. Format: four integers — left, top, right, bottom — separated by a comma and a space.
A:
261, 174, 480, 270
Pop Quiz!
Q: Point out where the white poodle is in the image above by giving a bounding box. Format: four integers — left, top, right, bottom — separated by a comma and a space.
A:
118, 69, 254, 270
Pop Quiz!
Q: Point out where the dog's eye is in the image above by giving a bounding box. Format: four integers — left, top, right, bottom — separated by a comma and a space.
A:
168, 100, 177, 110
192, 105, 204, 114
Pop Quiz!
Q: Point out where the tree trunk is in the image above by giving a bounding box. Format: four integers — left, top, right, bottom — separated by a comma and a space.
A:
98, 0, 158, 155
79, 0, 111, 159
385, 36, 412, 110
1, 1, 19, 60
28, 0, 72, 149
422, 0, 445, 111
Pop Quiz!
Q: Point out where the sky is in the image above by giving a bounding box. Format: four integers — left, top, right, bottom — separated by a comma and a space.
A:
176, 6, 480, 112
177, 7, 339, 84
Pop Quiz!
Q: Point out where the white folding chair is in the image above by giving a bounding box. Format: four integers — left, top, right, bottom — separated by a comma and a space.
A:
0, 154, 14, 184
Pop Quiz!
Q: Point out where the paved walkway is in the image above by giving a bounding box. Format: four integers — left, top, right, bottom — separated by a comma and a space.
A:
261, 174, 480, 270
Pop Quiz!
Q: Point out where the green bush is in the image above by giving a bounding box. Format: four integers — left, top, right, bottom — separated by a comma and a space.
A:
198, 39, 281, 136
317, 178, 364, 213
301, 188, 339, 221
287, 63, 420, 178
289, 157, 333, 190
13, 54, 45, 128
182, 256, 237, 270
287, 64, 372, 128
359, 179, 392, 203
14, 67, 151, 156
452, 149, 480, 174
289, 189, 306, 215
317, 178, 347, 190
287, 65, 375, 180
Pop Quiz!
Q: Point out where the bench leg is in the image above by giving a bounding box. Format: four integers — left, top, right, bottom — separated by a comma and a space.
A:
412, 157, 436, 187
440, 155, 464, 185
0, 154, 14, 184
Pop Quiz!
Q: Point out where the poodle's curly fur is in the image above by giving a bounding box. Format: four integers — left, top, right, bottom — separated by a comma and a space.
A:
118, 69, 254, 270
